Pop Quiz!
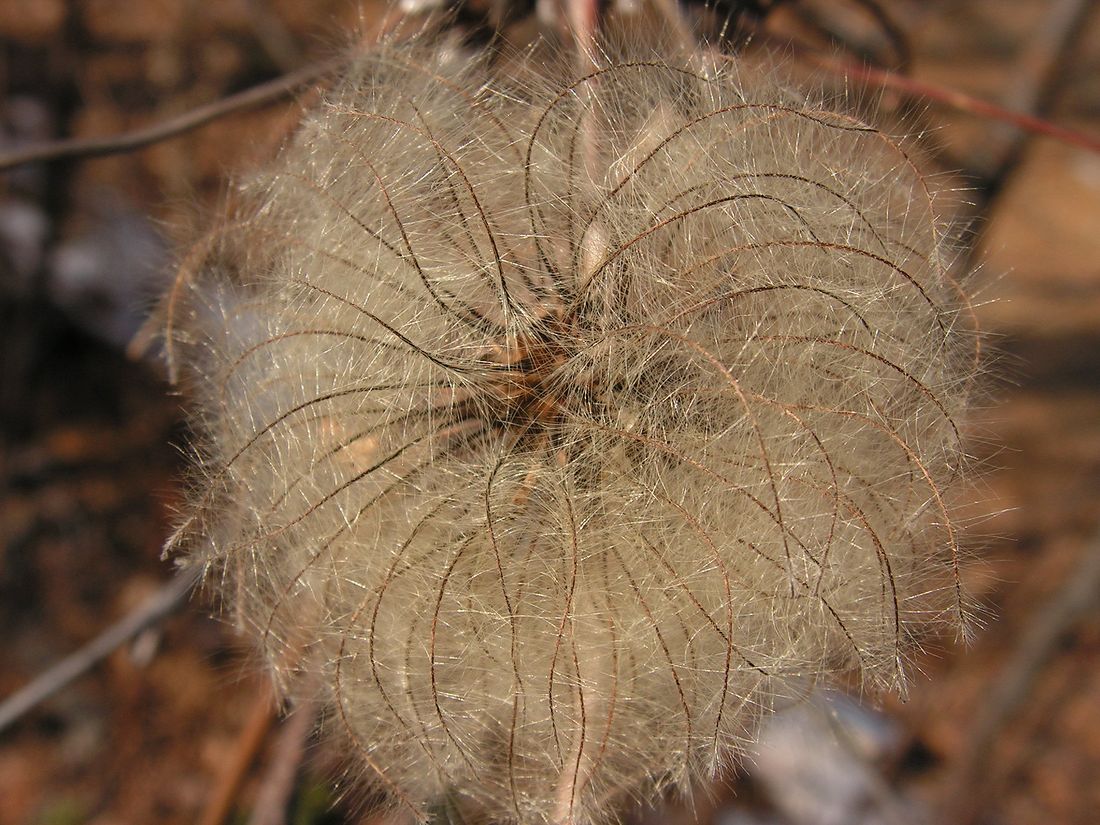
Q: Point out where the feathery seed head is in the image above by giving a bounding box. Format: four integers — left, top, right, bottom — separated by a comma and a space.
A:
167, 32, 977, 825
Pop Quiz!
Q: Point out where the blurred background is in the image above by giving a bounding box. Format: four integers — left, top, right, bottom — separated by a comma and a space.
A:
1, 1, 1099, 824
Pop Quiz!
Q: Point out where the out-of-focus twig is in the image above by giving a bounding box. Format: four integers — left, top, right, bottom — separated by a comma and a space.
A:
247, 0, 306, 71
0, 57, 343, 173
760, 0, 1099, 158
946, 531, 1100, 824
960, 0, 1098, 268
774, 0, 1098, 273
247, 700, 317, 825
791, 0, 912, 72
0, 567, 200, 735
797, 51, 1100, 156
200, 682, 278, 825
987, 0, 1095, 146
847, 0, 911, 71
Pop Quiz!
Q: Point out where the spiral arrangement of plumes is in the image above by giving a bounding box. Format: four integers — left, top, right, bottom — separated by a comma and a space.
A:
168, 34, 977, 825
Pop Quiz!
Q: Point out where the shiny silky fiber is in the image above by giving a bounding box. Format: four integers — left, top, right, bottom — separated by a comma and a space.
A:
165, 32, 977, 825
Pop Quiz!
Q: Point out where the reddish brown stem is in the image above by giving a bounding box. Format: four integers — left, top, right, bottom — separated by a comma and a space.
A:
811, 53, 1100, 155
198, 682, 277, 825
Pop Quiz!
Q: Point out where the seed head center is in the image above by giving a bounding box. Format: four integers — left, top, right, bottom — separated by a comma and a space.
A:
487, 325, 580, 439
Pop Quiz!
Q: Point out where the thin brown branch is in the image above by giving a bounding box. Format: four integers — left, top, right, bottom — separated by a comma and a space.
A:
246, 700, 317, 825
791, 0, 912, 72
0, 58, 343, 173
846, 0, 912, 71
0, 566, 199, 735
992, 0, 1096, 138
946, 531, 1100, 824
247, 0, 306, 71
792, 45, 1100, 156
199, 682, 278, 825
960, 0, 1098, 267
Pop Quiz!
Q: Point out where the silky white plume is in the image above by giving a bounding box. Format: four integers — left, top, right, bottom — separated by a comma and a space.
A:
167, 33, 977, 825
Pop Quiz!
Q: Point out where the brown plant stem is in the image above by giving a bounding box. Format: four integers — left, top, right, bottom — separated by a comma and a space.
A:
792, 44, 1100, 156
945, 531, 1100, 825
0, 14, 1095, 182
0, 58, 343, 173
959, 0, 1097, 269
790, 0, 912, 72
247, 700, 318, 825
0, 567, 200, 735
199, 681, 278, 825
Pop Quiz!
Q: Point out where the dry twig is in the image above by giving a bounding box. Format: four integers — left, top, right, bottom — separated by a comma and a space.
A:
0, 58, 342, 173
960, 0, 1098, 267
0, 14, 1094, 182
790, 0, 912, 71
946, 532, 1100, 824
0, 567, 199, 735
199, 682, 279, 825
798, 50, 1100, 156
247, 700, 318, 825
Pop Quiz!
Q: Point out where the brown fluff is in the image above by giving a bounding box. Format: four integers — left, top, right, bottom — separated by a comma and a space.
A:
166, 33, 977, 825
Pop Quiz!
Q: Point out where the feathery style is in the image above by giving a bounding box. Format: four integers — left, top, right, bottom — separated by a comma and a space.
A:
167, 34, 977, 825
